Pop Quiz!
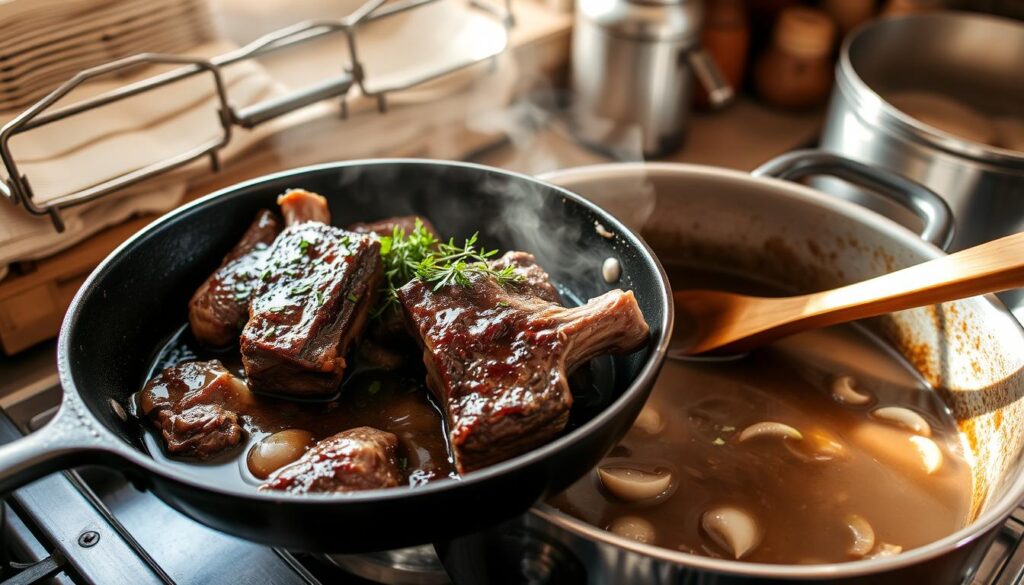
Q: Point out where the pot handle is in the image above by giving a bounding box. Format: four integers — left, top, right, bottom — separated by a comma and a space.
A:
753, 149, 955, 251
687, 48, 734, 109
0, 396, 128, 494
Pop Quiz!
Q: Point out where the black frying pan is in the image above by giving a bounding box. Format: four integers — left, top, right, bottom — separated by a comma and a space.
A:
0, 160, 671, 552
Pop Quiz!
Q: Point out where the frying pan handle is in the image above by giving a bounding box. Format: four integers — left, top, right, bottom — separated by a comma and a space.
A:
753, 149, 956, 251
0, 398, 125, 494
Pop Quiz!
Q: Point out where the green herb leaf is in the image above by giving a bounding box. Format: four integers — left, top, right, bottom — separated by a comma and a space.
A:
370, 219, 522, 319
367, 380, 381, 395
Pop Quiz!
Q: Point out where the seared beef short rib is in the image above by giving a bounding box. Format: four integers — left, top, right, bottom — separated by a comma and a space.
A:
398, 255, 649, 473
241, 191, 383, 396
347, 215, 438, 239
136, 360, 252, 459
188, 210, 282, 347
261, 426, 402, 494
491, 251, 562, 304
279, 188, 331, 225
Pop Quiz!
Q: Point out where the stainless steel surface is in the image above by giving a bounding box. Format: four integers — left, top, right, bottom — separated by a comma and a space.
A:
753, 149, 955, 249
570, 0, 731, 158
321, 546, 451, 585
0, 0, 513, 232
439, 158, 1024, 584
819, 12, 1024, 317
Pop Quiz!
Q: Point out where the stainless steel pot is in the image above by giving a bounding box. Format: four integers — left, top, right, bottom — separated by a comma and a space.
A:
437, 151, 1024, 584
819, 12, 1024, 314
570, 0, 733, 157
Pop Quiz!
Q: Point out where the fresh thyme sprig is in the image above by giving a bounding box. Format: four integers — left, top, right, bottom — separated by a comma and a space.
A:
373, 219, 520, 317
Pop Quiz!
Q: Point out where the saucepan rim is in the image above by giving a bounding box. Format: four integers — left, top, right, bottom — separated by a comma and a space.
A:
838, 10, 1024, 168
530, 161, 1024, 579
56, 158, 674, 504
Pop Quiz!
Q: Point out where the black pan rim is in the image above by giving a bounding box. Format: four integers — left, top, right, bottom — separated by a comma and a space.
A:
56, 158, 675, 505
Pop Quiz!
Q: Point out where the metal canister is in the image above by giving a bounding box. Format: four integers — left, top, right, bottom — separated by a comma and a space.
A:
570, 0, 733, 157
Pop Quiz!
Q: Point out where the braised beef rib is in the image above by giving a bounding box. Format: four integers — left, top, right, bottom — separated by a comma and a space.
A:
398, 256, 649, 473
188, 210, 282, 347
261, 426, 402, 494
240, 191, 383, 396
136, 360, 253, 459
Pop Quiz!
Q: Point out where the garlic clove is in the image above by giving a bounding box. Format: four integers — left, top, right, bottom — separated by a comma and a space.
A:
701, 506, 762, 559
609, 516, 656, 544
866, 543, 903, 559
598, 466, 673, 502
832, 375, 872, 406
633, 406, 665, 435
872, 406, 932, 436
845, 514, 876, 557
247, 429, 316, 479
739, 421, 803, 443
909, 435, 943, 474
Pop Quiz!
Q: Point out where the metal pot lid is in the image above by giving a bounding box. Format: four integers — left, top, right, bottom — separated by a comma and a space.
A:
837, 13, 1024, 170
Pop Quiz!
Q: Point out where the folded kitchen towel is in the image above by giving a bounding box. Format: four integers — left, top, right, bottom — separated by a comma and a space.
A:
0, 39, 287, 278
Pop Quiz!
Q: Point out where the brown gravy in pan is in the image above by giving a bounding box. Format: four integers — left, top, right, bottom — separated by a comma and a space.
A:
550, 265, 972, 564
137, 333, 457, 490
136, 287, 615, 491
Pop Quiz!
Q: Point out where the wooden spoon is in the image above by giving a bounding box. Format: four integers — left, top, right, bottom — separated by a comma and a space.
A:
670, 232, 1024, 357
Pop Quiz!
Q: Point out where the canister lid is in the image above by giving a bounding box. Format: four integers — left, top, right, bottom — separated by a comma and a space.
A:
578, 0, 703, 42
773, 7, 836, 58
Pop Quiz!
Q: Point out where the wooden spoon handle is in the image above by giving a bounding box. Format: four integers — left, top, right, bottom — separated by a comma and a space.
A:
806, 231, 1024, 322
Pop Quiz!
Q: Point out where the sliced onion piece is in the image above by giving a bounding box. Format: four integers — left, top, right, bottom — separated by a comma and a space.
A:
866, 543, 903, 559
701, 506, 762, 559
608, 516, 656, 544
598, 466, 673, 502
909, 435, 943, 474
633, 406, 665, 435
739, 422, 803, 443
845, 514, 876, 557
832, 376, 872, 406
872, 406, 932, 437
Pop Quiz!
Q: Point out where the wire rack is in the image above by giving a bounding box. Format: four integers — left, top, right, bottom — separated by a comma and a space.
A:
0, 0, 514, 232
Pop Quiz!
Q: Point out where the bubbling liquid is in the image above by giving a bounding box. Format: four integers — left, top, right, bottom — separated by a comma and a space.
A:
549, 265, 972, 564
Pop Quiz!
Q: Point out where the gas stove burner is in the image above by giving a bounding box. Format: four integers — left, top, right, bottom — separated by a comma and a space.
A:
318, 546, 451, 585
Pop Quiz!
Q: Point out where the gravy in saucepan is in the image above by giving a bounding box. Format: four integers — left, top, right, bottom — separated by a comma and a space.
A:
550, 265, 972, 564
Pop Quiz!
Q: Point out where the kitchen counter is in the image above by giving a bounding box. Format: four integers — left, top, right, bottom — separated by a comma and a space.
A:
473, 98, 823, 174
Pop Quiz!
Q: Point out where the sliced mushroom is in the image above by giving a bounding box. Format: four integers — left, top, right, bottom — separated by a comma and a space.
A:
872, 406, 932, 436
738, 422, 803, 443
247, 429, 316, 479
909, 435, 943, 474
598, 466, 673, 502
832, 376, 872, 406
845, 514, 876, 557
866, 543, 903, 559
633, 406, 665, 435
609, 516, 656, 544
701, 506, 762, 559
